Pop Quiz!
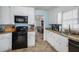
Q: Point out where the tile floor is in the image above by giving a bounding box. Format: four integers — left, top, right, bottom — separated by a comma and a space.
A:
10, 32, 56, 52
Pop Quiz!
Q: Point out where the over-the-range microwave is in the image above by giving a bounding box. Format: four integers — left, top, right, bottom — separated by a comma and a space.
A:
15, 15, 28, 23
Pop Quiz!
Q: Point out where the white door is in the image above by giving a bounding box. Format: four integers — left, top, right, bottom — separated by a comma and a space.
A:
0, 38, 10, 51
28, 32, 35, 47
28, 8, 35, 24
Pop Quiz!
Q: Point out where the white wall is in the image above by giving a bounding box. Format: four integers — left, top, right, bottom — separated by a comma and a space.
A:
35, 10, 49, 28
35, 16, 42, 26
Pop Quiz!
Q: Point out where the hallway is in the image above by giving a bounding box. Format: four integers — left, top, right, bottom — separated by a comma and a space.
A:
11, 32, 56, 52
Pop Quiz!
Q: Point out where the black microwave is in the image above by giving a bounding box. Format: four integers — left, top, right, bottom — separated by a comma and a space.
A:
15, 16, 28, 23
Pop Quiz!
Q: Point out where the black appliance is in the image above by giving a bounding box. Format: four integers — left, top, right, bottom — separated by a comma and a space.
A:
0, 25, 4, 32
50, 24, 62, 31
12, 26, 28, 50
15, 16, 28, 23
69, 39, 79, 52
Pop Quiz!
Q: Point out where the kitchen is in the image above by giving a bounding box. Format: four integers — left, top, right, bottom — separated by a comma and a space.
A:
0, 6, 79, 52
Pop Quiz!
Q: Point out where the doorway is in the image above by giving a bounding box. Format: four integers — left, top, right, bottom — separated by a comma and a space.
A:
35, 15, 44, 40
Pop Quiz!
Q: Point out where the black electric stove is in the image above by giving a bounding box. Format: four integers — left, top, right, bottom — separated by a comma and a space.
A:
12, 26, 28, 50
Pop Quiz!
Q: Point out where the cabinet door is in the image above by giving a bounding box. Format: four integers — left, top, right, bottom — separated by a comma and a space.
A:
58, 12, 62, 24
5, 33, 12, 50
44, 30, 48, 40
63, 10, 72, 20
0, 7, 2, 24
28, 32, 35, 47
51, 32, 57, 47
46, 31, 51, 42
48, 32, 55, 47
60, 36, 68, 52
9, 7, 15, 24
0, 33, 12, 51
0, 7, 11, 24
45, 31, 56, 48
56, 35, 68, 52
0, 38, 10, 52
13, 7, 28, 16
28, 8, 35, 24
73, 8, 78, 18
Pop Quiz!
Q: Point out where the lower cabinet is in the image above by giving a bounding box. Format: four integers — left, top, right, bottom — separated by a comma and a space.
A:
45, 30, 68, 52
28, 32, 35, 47
0, 33, 12, 52
0, 38, 10, 51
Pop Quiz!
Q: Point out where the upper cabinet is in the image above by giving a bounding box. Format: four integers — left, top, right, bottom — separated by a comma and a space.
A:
0, 6, 35, 24
11, 7, 35, 24
28, 8, 35, 24
63, 8, 79, 21
63, 10, 72, 20
58, 12, 62, 24
13, 7, 28, 16
72, 8, 78, 18
62, 8, 79, 29
0, 7, 12, 24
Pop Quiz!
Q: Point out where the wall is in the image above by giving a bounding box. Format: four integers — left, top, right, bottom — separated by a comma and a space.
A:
35, 10, 49, 28
35, 16, 42, 26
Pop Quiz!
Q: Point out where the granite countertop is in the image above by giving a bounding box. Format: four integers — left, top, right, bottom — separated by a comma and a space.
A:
46, 29, 79, 42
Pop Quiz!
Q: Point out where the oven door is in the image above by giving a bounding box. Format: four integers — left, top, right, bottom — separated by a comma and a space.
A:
12, 32, 27, 50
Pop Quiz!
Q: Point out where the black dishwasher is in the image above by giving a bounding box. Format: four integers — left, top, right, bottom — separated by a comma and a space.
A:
69, 39, 79, 52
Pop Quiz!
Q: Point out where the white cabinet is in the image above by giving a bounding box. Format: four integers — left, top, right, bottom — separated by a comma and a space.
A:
72, 8, 78, 18
58, 12, 62, 24
63, 8, 79, 20
0, 7, 2, 23
13, 7, 28, 16
45, 30, 68, 52
0, 6, 35, 24
28, 32, 35, 47
54, 34, 68, 52
0, 7, 11, 24
9, 7, 15, 24
0, 33, 12, 51
10, 7, 29, 24
63, 8, 79, 30
45, 30, 56, 47
44, 30, 47, 40
63, 10, 72, 20
28, 8, 35, 24
0, 38, 10, 51
10, 7, 35, 24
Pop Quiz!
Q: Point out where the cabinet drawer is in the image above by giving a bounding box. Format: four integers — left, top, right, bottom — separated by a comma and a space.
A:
28, 32, 35, 47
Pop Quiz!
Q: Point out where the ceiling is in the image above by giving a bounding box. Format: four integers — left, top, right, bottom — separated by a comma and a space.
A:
30, 6, 57, 10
